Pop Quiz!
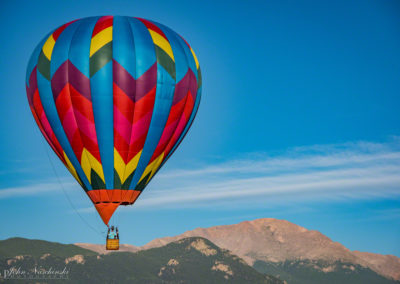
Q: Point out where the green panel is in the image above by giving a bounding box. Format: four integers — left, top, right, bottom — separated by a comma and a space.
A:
114, 169, 122, 189
91, 170, 106, 189
89, 42, 113, 77
37, 51, 51, 81
197, 67, 202, 88
134, 172, 151, 191
121, 171, 135, 190
155, 45, 176, 80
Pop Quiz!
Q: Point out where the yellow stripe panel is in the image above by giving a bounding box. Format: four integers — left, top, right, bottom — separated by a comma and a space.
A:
114, 148, 125, 182
63, 152, 82, 186
80, 152, 92, 182
122, 150, 142, 183
139, 153, 164, 183
149, 30, 174, 61
190, 47, 199, 69
90, 27, 113, 57
147, 153, 165, 182
80, 148, 106, 183
42, 35, 56, 60
121, 150, 142, 183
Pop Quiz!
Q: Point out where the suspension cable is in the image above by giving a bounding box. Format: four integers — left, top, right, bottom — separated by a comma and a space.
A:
40, 139, 104, 237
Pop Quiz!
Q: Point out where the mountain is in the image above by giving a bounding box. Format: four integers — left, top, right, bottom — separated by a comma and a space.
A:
124, 218, 400, 283
352, 251, 400, 281
0, 237, 283, 284
253, 259, 397, 284
140, 218, 361, 263
3, 218, 399, 283
0, 237, 96, 258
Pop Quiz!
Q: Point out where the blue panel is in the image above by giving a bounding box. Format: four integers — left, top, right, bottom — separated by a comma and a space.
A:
37, 71, 92, 190
162, 86, 202, 166
90, 61, 114, 189
174, 33, 199, 80
113, 16, 136, 78
148, 86, 202, 186
49, 21, 81, 78
128, 18, 156, 78
129, 65, 176, 189
69, 17, 99, 78
158, 25, 202, 165
156, 23, 188, 83
155, 21, 198, 80
26, 32, 51, 86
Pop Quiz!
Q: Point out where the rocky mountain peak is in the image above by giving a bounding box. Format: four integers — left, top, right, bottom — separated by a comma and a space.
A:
138, 218, 399, 280
75, 218, 400, 281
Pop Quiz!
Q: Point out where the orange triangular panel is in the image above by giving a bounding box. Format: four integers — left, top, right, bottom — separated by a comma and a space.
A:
94, 203, 119, 225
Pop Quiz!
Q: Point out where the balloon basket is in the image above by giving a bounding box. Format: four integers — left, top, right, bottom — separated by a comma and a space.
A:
106, 239, 119, 250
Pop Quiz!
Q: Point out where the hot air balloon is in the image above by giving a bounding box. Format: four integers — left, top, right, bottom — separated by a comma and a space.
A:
25, 16, 202, 247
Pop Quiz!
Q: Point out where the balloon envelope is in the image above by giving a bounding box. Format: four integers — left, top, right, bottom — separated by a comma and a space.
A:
26, 16, 202, 225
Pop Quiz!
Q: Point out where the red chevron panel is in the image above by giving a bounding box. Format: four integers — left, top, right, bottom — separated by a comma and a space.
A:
51, 61, 102, 165
162, 91, 195, 159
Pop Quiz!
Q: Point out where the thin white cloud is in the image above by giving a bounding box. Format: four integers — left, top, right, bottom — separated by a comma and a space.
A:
157, 144, 400, 179
0, 180, 77, 199
1, 139, 400, 211
134, 139, 400, 209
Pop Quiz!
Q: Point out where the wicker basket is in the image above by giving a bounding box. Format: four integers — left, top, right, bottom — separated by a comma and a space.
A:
106, 239, 119, 250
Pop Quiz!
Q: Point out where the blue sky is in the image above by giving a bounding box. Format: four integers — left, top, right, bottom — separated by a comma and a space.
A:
1, 0, 400, 256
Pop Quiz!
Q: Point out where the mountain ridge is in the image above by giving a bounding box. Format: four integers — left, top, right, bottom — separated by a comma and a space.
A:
0, 236, 283, 283
76, 218, 400, 281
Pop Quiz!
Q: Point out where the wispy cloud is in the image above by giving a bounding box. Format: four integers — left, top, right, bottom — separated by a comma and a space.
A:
1, 139, 400, 211
0, 179, 77, 199
134, 139, 400, 209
